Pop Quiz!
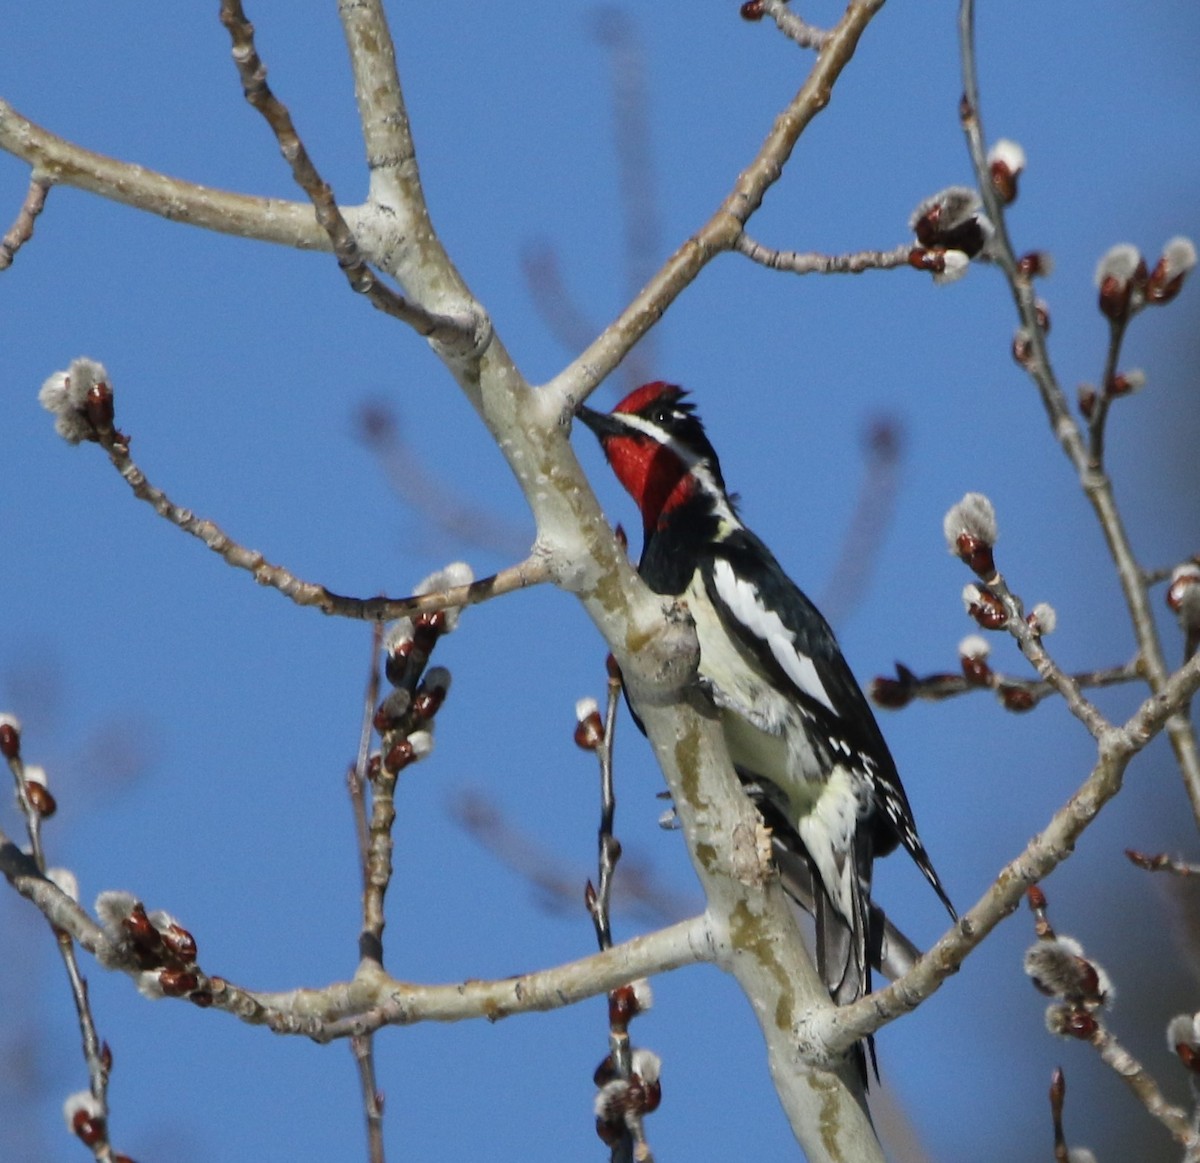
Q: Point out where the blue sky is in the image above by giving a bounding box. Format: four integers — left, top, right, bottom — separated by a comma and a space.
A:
3, 4, 1200, 1161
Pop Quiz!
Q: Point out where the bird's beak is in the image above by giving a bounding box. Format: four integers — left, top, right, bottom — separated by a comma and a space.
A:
575, 403, 623, 441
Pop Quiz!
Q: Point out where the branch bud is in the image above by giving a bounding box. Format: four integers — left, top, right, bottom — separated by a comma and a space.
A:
986, 138, 1026, 204
0, 712, 21, 760
1145, 236, 1196, 305
958, 635, 992, 685
962, 584, 1007, 630
574, 697, 604, 750
944, 493, 998, 576
1094, 244, 1146, 320
910, 186, 993, 258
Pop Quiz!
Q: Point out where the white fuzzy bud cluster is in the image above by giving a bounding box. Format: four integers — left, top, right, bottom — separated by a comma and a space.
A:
38, 357, 109, 444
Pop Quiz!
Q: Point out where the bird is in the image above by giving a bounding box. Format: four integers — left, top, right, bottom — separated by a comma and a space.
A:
576, 381, 955, 1044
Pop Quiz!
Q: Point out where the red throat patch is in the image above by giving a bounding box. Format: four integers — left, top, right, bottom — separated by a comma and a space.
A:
602, 430, 696, 534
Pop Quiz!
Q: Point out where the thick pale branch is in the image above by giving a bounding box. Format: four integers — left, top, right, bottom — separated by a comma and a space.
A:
0, 97, 329, 248
212, 914, 715, 1038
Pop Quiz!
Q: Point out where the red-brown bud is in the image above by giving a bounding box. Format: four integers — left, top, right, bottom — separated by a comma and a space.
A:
869, 675, 913, 708
609, 984, 640, 1031
1177, 1042, 1200, 1074
960, 653, 992, 686
1026, 885, 1047, 911
574, 711, 604, 751
739, 0, 765, 19
123, 903, 165, 956
966, 587, 1007, 630
1017, 251, 1049, 278
100, 1042, 113, 1073
189, 988, 214, 1008
989, 160, 1018, 204
0, 722, 19, 760
85, 382, 114, 433
1167, 568, 1200, 613
72, 1109, 106, 1146
158, 967, 200, 997
1064, 1007, 1097, 1039
161, 923, 197, 963
413, 687, 446, 721
1077, 384, 1097, 420
955, 532, 996, 578
1012, 329, 1033, 367
25, 780, 56, 817
383, 739, 414, 773
999, 685, 1036, 712
605, 653, 622, 681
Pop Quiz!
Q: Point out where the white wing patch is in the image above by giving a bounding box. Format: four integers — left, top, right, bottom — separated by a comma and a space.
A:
711, 558, 836, 714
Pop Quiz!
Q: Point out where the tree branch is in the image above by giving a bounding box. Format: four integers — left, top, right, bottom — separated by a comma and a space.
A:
957, 0, 1200, 823
820, 649, 1200, 1052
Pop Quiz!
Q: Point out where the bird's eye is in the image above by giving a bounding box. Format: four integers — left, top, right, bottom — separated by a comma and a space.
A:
650, 407, 674, 425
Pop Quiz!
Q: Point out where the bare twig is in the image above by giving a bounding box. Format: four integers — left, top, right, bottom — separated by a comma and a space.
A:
1125, 849, 1200, 876
873, 658, 1141, 712
350, 628, 384, 891
761, 0, 830, 50
86, 412, 549, 618
957, 0, 1200, 821
1086, 314, 1133, 469
1088, 1023, 1199, 1149
3, 734, 118, 1161
1049, 1068, 1070, 1163
0, 173, 50, 271
218, 0, 477, 347
734, 235, 912, 276
547, 0, 888, 408
349, 626, 385, 1163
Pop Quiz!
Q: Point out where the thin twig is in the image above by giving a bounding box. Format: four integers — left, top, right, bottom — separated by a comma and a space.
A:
874, 658, 1141, 711
1049, 1068, 1070, 1163
351, 1033, 386, 1163
761, 0, 830, 50
1125, 849, 1200, 877
218, 0, 478, 347
90, 419, 549, 618
4, 743, 117, 1161
0, 173, 50, 271
349, 626, 386, 1163
1088, 1023, 1199, 1149
985, 570, 1112, 740
1087, 314, 1132, 468
350, 628, 384, 891
734, 235, 912, 275
548, 0, 888, 407
820, 649, 1200, 1052
958, 0, 1200, 821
